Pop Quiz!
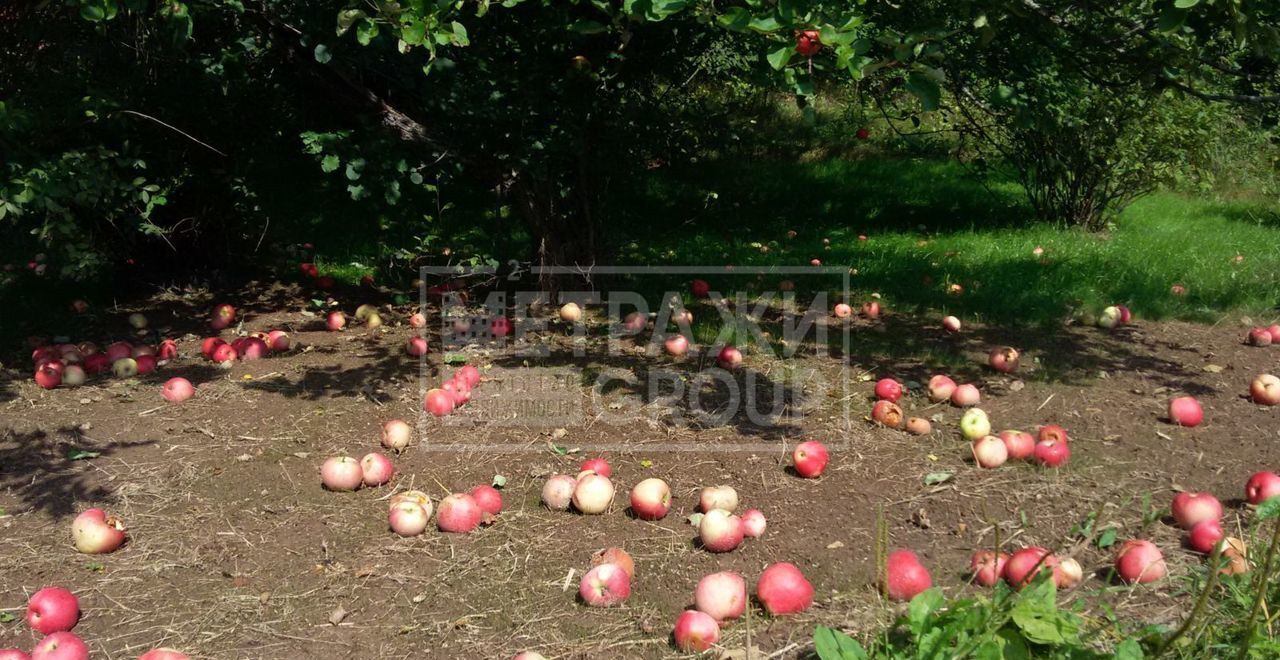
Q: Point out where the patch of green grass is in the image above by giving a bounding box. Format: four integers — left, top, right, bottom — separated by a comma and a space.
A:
611, 158, 1280, 326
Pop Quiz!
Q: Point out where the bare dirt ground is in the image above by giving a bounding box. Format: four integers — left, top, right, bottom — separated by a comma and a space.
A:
2, 283, 1278, 659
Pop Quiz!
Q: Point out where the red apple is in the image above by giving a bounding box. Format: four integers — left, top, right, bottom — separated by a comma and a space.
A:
541, 474, 577, 511
862, 301, 881, 318
756, 562, 813, 615
699, 485, 738, 512
161, 377, 195, 403
579, 457, 611, 477
591, 547, 635, 580
423, 388, 454, 416
408, 312, 427, 328
238, 337, 268, 360
0, 651, 30, 660
988, 346, 1019, 373
833, 303, 852, 318
105, 342, 133, 362
490, 316, 513, 337
133, 354, 157, 375
1003, 547, 1058, 589
716, 346, 742, 370
200, 337, 225, 359
381, 420, 412, 451
883, 550, 932, 602
1245, 471, 1280, 505
874, 378, 903, 402
795, 29, 821, 57
972, 435, 1009, 468
699, 509, 744, 553
1188, 519, 1224, 554
741, 509, 767, 537
437, 493, 483, 533
950, 383, 980, 407
210, 304, 236, 331
210, 343, 237, 363
326, 311, 346, 331
265, 330, 290, 352
360, 453, 395, 487
792, 440, 829, 478
572, 474, 615, 514
1038, 424, 1068, 444
1171, 492, 1222, 529
82, 354, 109, 375
664, 334, 689, 356
35, 363, 62, 389
695, 571, 746, 622
870, 400, 903, 428
690, 279, 711, 298
320, 456, 363, 491
406, 337, 429, 357
1247, 328, 1273, 347
999, 430, 1035, 460
71, 508, 126, 554
1169, 396, 1203, 427
1115, 539, 1166, 584
969, 550, 1008, 587
928, 375, 957, 402
1250, 374, 1280, 405
388, 501, 430, 537
905, 417, 932, 435
672, 610, 720, 652
942, 316, 961, 332
456, 365, 481, 389
26, 587, 79, 634
1268, 324, 1280, 341
1033, 438, 1070, 467
579, 563, 630, 607
629, 478, 671, 520
469, 484, 503, 515
31, 632, 88, 660
317, 275, 336, 289
138, 649, 191, 660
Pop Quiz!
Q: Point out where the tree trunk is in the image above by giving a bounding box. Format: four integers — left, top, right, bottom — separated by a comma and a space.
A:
510, 173, 599, 296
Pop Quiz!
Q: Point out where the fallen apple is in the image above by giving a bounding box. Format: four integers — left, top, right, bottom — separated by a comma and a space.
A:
988, 346, 1019, 373
862, 301, 881, 318
672, 610, 720, 652
1188, 519, 1224, 554
664, 334, 689, 356
690, 279, 711, 298
741, 508, 767, 537
942, 316, 961, 332
541, 474, 577, 510
26, 587, 79, 634
1247, 328, 1273, 347
423, 388, 455, 416
559, 302, 583, 323
972, 435, 1009, 468
756, 562, 813, 615
591, 547, 635, 580
999, 430, 1035, 460
1114, 539, 1166, 584
437, 493, 483, 533
30, 632, 88, 660
1245, 471, 1280, 505
579, 563, 630, 607
699, 509, 744, 553
699, 485, 739, 512
716, 346, 743, 370
161, 377, 195, 403
629, 478, 672, 520
1250, 374, 1280, 405
928, 375, 957, 402
792, 440, 830, 478
883, 550, 932, 602
960, 408, 991, 441
360, 453, 395, 486
388, 501, 430, 537
469, 484, 503, 515
951, 383, 980, 407
695, 571, 746, 622
871, 400, 903, 428
874, 378, 903, 403
1168, 396, 1203, 427
1033, 438, 1070, 467
326, 311, 346, 331
905, 417, 932, 435
969, 550, 1008, 587
572, 474, 615, 514
580, 457, 611, 477
1171, 491, 1222, 529
71, 508, 126, 554
1003, 547, 1057, 589
320, 456, 364, 491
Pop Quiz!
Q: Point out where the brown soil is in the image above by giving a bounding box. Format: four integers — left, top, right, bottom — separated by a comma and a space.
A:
1, 284, 1278, 659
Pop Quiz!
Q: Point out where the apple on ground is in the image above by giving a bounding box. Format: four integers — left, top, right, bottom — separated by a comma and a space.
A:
629, 478, 672, 520
579, 457, 611, 477
381, 420, 412, 451
699, 485, 739, 512
558, 302, 583, 323
874, 378, 903, 402
928, 375, 957, 402
437, 493, 483, 533
883, 550, 932, 601
138, 650, 191, 660
756, 562, 813, 615
161, 377, 195, 403
742, 509, 767, 537
1168, 396, 1204, 427
1034, 438, 1070, 467
943, 316, 961, 332
320, 457, 364, 491
423, 388, 454, 416
1171, 492, 1222, 529
905, 417, 932, 435
951, 383, 980, 407
699, 509, 744, 553
960, 408, 991, 441
579, 563, 630, 607
672, 610, 720, 652
1003, 547, 1058, 589
1247, 328, 1273, 347
541, 474, 577, 510
1114, 539, 1166, 584
988, 346, 1019, 373
1188, 519, 1224, 554
792, 440, 830, 478
833, 303, 852, 318
969, 551, 1008, 587
591, 547, 635, 579
862, 301, 881, 318
31, 632, 89, 660
871, 400, 903, 428
573, 474, 615, 514
388, 501, 430, 537
1250, 374, 1280, 405
664, 334, 689, 356
695, 571, 746, 622
1245, 471, 1280, 505
71, 508, 126, 554
716, 346, 743, 370
360, 453, 395, 486
999, 430, 1035, 460
26, 587, 79, 634
972, 435, 1009, 468
469, 484, 503, 516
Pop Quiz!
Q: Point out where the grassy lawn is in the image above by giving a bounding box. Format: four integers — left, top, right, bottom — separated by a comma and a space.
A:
613, 158, 1280, 326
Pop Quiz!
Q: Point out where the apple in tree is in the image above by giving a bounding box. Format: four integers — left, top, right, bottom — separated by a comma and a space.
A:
793, 440, 830, 477
795, 29, 821, 57
26, 587, 79, 634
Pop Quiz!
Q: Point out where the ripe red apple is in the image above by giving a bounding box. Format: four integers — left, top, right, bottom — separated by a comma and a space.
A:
756, 562, 813, 615
210, 343, 237, 364
1268, 324, 1280, 341
238, 337, 268, 360
512, 652, 547, 660
1033, 438, 1070, 467
404, 336, 429, 357
490, 316, 512, 337
1188, 519, 1224, 554
326, 311, 346, 331
792, 440, 830, 478
699, 485, 738, 512
1247, 328, 1273, 347
1172, 492, 1222, 529
579, 457, 611, 477
664, 334, 689, 356
809, 258, 822, 267
1114, 539, 1166, 584
1245, 471, 1280, 505
558, 302, 583, 323
438, 493, 483, 533
299, 262, 318, 278
0, 650, 30, 660
620, 311, 648, 333
905, 417, 932, 435
423, 388, 454, 416
573, 474, 615, 514
988, 346, 1019, 373
82, 354, 109, 375
71, 508, 126, 554
133, 355, 157, 375
672, 610, 720, 652
388, 501, 430, 537
26, 587, 79, 634
31, 632, 88, 660
316, 275, 336, 289
999, 430, 1035, 460
1003, 547, 1057, 589
629, 478, 671, 520
951, 383, 980, 407
541, 474, 577, 510
157, 339, 178, 360
928, 375, 956, 402
1169, 396, 1203, 427
855, 127, 870, 140
161, 377, 195, 403
211, 304, 236, 331
1250, 374, 1280, 405
381, 420, 412, 451
741, 509, 766, 537
1038, 424, 1068, 444
942, 316, 961, 332
833, 303, 852, 318
590, 547, 635, 580
439, 379, 469, 406
795, 29, 821, 57
883, 550, 932, 602
105, 342, 133, 362
862, 301, 881, 318
972, 435, 1009, 469
871, 400, 903, 428
969, 550, 1008, 587
200, 337, 224, 359
456, 365, 481, 389
138, 649, 191, 660
320, 456, 364, 491
360, 453, 395, 487
874, 378, 903, 402
716, 346, 743, 370
579, 563, 630, 607
469, 484, 503, 515
690, 279, 710, 298
699, 509, 744, 553
695, 571, 746, 622
35, 363, 62, 389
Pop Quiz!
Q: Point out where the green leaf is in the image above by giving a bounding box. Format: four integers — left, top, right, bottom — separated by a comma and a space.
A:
551, 444, 568, 456
314, 44, 332, 64
67, 448, 100, 461
1257, 496, 1280, 521
767, 46, 794, 71
320, 155, 340, 173
355, 19, 379, 46
400, 20, 426, 45
716, 7, 751, 31
907, 588, 944, 635
451, 22, 470, 46
813, 626, 868, 660
1010, 577, 1078, 645
748, 16, 782, 33
1174, 0, 1199, 7
0, 612, 15, 623
492, 474, 507, 488
336, 9, 365, 36
1096, 526, 1119, 548
1157, 7, 1188, 32
1115, 638, 1145, 660
906, 73, 941, 111
568, 19, 609, 34
923, 471, 953, 485
443, 352, 468, 365
80, 4, 106, 22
